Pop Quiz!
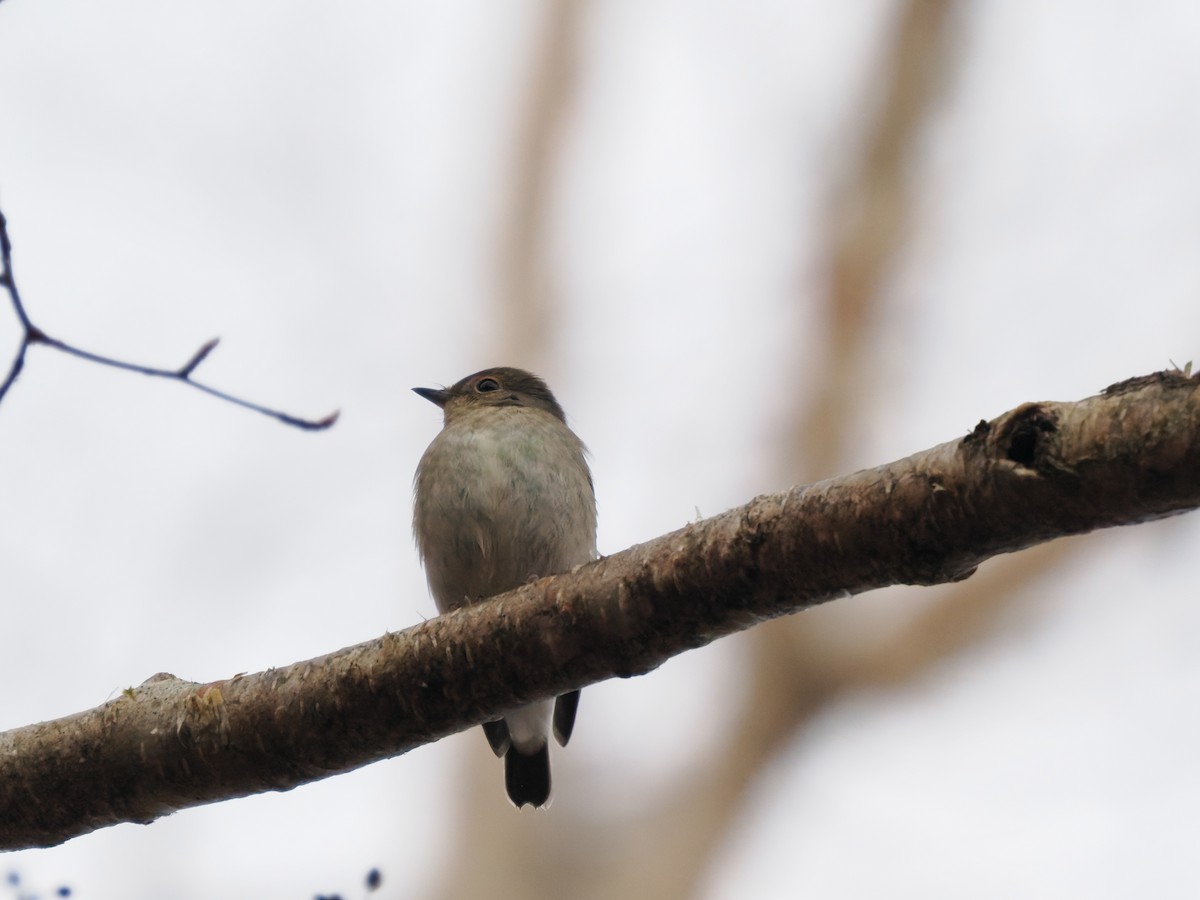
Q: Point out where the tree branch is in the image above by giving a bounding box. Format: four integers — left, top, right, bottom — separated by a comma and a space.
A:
2, 370, 1198, 849
0, 208, 339, 430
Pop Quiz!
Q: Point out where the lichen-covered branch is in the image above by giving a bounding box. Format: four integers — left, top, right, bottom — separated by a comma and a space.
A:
1, 370, 1197, 850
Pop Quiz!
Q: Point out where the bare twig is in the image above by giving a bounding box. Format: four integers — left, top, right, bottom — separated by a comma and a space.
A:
0, 208, 338, 430
1, 371, 1198, 850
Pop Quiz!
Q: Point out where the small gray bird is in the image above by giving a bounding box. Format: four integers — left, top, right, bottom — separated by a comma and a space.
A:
412, 367, 596, 808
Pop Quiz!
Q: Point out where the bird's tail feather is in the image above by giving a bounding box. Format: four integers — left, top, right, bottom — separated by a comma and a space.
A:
505, 743, 551, 809
482, 719, 511, 757
553, 690, 581, 746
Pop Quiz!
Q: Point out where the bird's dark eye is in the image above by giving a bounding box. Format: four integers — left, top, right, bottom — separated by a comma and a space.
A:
476, 377, 501, 393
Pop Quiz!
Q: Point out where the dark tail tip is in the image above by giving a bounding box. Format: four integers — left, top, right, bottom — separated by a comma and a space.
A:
505, 743, 551, 809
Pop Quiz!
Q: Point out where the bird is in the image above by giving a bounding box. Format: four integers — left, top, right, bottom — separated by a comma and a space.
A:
412, 367, 596, 808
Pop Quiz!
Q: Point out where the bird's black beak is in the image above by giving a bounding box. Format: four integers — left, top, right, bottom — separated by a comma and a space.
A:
413, 386, 451, 408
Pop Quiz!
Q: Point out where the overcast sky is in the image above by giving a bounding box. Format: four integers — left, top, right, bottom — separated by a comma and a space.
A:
2, 2, 1200, 898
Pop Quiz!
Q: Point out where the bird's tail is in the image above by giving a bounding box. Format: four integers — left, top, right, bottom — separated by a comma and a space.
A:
504, 743, 551, 809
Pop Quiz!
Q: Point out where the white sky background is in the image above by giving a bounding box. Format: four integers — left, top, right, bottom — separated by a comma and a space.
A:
1, 1, 1199, 898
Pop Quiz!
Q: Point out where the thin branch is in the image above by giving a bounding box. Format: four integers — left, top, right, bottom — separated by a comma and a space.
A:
178, 337, 220, 377
0, 207, 339, 429
1, 370, 1198, 850
0, 209, 35, 402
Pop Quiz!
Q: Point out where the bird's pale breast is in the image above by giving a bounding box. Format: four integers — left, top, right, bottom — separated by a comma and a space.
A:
413, 406, 596, 613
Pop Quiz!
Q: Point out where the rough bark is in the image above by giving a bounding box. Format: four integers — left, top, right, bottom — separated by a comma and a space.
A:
1, 370, 1198, 850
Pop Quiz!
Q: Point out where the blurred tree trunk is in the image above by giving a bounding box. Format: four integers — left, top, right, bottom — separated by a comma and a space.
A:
427, 3, 1051, 899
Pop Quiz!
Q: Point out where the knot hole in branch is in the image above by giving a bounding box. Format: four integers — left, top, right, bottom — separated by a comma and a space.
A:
999, 404, 1058, 468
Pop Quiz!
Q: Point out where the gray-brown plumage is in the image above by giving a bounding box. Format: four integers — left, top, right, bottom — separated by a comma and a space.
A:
412, 367, 596, 808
